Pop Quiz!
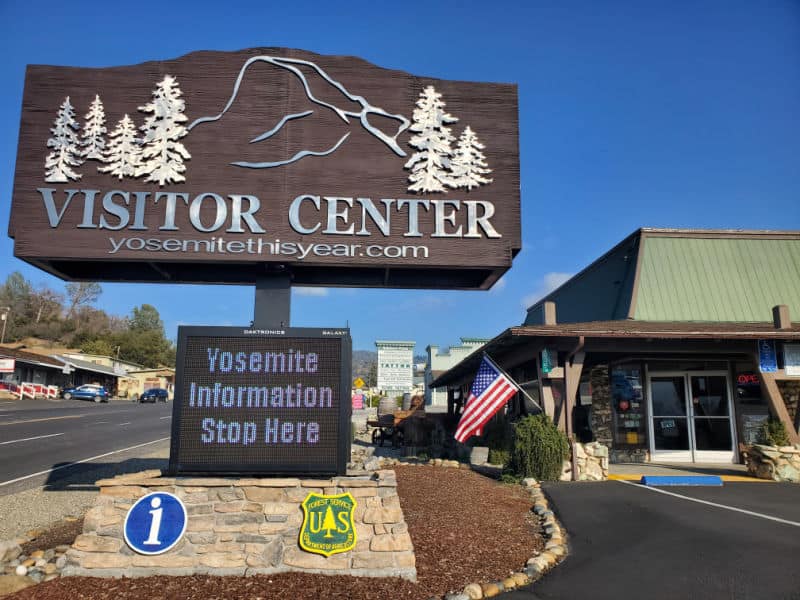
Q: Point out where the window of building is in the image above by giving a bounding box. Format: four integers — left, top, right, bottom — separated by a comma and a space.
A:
611, 362, 647, 446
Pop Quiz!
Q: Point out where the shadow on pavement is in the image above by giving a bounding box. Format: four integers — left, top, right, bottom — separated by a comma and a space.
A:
42, 457, 169, 492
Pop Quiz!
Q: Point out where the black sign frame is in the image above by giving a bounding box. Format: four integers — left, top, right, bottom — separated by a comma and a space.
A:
168, 325, 352, 476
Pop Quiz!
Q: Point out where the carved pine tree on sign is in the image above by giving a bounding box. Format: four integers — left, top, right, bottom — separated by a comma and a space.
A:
450, 126, 493, 191
44, 97, 83, 183
404, 86, 458, 194
81, 94, 108, 161
137, 75, 191, 186
100, 114, 142, 179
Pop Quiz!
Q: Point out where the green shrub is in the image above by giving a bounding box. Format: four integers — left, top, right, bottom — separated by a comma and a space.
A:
417, 451, 429, 462
764, 419, 790, 447
488, 448, 510, 466
499, 473, 521, 485
507, 414, 570, 481
481, 417, 513, 453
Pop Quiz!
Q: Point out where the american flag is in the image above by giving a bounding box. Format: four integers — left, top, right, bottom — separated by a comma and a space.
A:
454, 356, 519, 443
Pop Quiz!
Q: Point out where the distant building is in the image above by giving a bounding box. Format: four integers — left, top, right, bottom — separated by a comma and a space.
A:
60, 352, 143, 375
425, 338, 490, 411
375, 340, 415, 396
118, 368, 175, 400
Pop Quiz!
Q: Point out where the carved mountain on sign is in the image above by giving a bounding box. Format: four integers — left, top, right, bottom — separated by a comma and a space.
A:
188, 55, 411, 169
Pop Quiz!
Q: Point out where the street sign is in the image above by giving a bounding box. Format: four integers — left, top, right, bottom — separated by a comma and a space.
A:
124, 492, 187, 555
353, 377, 365, 389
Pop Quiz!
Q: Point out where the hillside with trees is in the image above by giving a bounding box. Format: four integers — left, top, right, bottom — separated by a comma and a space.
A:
0, 272, 175, 367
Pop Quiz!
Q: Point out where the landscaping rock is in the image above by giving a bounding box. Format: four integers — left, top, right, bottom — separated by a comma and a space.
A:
463, 582, 484, 598
0, 540, 21, 564
0, 574, 36, 595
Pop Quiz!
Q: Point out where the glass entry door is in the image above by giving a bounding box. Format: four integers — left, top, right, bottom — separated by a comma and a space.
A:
647, 372, 735, 463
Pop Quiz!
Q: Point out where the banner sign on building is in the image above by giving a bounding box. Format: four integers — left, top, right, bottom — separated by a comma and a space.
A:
376, 341, 414, 392
168, 326, 351, 475
757, 340, 777, 373
9, 49, 520, 290
0, 359, 15, 373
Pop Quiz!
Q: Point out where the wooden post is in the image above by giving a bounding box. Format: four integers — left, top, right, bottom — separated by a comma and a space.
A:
565, 350, 585, 481
536, 352, 556, 423
756, 365, 800, 445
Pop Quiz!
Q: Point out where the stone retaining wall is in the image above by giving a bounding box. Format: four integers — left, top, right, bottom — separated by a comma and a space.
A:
63, 469, 416, 580
561, 442, 609, 481
744, 444, 800, 482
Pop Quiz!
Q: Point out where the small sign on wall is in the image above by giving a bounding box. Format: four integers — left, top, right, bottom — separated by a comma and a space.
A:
785, 344, 800, 377
758, 340, 777, 373
0, 359, 15, 373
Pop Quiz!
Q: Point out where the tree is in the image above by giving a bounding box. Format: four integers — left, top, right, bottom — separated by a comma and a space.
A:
450, 126, 493, 191
138, 75, 191, 185
322, 506, 336, 538
45, 97, 83, 183
65, 282, 102, 317
404, 86, 458, 194
100, 114, 142, 179
32, 286, 64, 324
81, 95, 108, 161
81, 338, 115, 357
130, 304, 164, 332
113, 304, 175, 368
0, 272, 34, 342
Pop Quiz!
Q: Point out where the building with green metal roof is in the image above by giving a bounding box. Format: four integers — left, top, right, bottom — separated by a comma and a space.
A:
525, 229, 800, 325
433, 229, 800, 473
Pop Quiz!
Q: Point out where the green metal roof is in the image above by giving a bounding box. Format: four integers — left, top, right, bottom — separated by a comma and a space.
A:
633, 235, 800, 322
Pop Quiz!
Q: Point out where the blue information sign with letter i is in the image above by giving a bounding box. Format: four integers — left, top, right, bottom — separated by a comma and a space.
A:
124, 492, 187, 555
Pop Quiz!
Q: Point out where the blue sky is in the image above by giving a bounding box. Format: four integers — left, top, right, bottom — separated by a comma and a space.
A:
1, 1, 798, 352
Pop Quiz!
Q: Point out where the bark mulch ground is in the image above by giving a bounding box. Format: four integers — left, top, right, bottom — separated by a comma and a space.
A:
9, 465, 541, 599
20, 518, 84, 556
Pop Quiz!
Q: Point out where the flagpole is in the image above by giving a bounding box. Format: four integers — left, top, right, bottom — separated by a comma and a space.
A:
482, 352, 543, 412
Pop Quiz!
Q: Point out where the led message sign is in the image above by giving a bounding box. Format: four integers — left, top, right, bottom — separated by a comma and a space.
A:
169, 326, 351, 475
9, 48, 520, 289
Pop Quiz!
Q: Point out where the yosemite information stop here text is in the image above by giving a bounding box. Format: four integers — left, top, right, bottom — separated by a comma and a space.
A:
169, 327, 351, 476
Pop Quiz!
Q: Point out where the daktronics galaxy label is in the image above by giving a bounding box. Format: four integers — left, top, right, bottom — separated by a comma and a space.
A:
169, 326, 351, 475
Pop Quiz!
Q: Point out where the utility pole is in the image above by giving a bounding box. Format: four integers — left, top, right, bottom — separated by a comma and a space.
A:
0, 307, 9, 345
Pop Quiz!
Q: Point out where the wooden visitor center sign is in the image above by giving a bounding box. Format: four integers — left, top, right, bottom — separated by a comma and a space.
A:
9, 48, 520, 290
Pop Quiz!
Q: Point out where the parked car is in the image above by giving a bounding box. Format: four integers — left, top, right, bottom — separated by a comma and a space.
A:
139, 388, 169, 403
62, 384, 109, 403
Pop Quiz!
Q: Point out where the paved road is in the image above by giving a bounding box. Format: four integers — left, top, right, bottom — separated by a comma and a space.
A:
0, 398, 172, 495
508, 480, 800, 600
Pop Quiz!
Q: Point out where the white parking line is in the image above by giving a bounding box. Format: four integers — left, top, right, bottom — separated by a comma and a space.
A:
0, 437, 170, 487
119, 422, 131, 426
160, 416, 171, 420
0, 432, 65, 445
617, 480, 800, 528
94, 421, 109, 424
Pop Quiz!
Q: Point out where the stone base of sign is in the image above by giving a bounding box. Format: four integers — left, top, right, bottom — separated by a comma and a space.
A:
62, 469, 416, 580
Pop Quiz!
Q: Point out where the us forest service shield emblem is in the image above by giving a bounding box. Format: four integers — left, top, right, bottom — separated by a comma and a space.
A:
299, 492, 357, 557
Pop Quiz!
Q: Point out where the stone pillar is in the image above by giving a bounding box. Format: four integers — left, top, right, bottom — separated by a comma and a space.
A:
589, 366, 612, 447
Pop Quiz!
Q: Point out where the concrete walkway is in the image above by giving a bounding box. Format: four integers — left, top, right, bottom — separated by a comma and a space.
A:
608, 462, 764, 482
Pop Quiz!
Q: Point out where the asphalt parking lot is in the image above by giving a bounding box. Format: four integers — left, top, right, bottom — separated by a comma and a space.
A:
509, 480, 800, 600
